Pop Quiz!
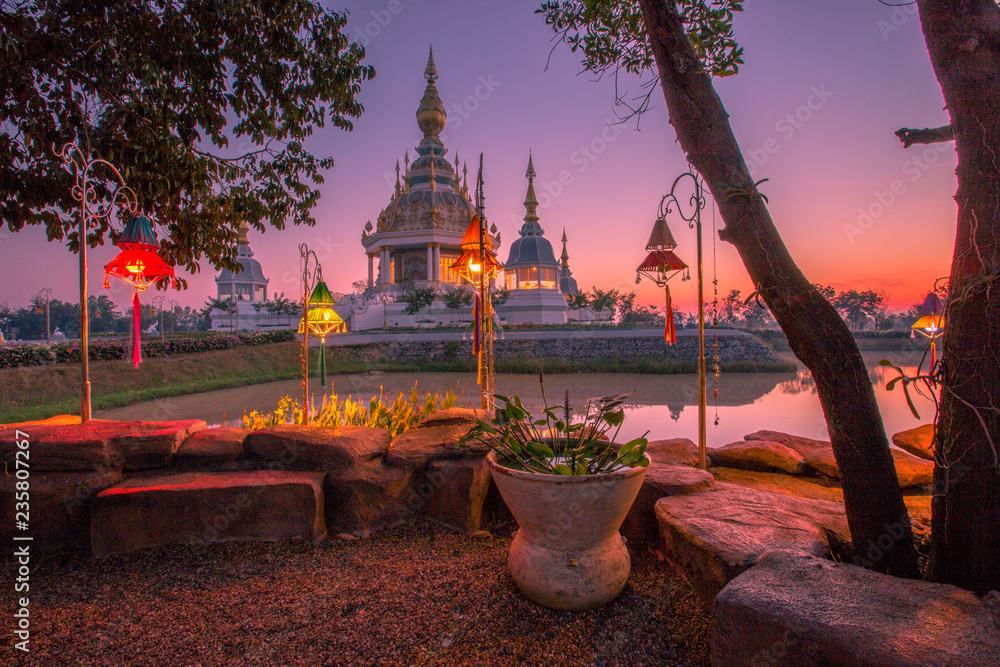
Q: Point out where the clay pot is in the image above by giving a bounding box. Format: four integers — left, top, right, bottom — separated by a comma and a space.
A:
485, 449, 650, 611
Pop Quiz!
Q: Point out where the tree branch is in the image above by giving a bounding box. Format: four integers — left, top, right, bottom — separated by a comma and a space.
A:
895, 125, 954, 148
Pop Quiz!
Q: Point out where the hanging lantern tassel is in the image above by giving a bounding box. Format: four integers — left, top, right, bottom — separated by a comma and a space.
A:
131, 292, 142, 369
319, 338, 327, 387
664, 285, 676, 345
472, 292, 482, 356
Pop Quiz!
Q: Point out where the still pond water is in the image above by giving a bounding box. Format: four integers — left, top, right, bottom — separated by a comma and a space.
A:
98, 350, 937, 446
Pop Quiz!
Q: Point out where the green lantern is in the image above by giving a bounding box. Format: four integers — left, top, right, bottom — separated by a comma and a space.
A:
298, 279, 344, 387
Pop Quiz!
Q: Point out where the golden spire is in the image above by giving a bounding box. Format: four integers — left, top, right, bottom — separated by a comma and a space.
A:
561, 228, 570, 269
403, 150, 410, 191
416, 46, 446, 138
523, 152, 539, 224
462, 163, 468, 195
237, 220, 249, 246
395, 159, 401, 196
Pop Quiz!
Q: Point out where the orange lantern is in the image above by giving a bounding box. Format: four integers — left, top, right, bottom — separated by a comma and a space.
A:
636, 216, 688, 343
104, 216, 174, 368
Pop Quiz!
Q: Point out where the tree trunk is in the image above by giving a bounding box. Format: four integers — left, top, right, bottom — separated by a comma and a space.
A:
918, 0, 1000, 594
638, 0, 920, 578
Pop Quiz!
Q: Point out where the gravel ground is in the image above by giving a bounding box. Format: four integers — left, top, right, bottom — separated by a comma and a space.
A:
2, 520, 711, 667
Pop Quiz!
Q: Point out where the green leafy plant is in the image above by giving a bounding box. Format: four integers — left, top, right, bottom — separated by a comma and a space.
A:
241, 384, 460, 437
461, 368, 649, 475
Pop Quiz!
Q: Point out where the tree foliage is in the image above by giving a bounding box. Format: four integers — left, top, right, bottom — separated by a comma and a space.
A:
0, 0, 374, 280
537, 0, 742, 118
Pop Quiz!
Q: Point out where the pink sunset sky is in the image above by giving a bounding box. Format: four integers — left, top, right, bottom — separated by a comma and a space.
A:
0, 0, 956, 315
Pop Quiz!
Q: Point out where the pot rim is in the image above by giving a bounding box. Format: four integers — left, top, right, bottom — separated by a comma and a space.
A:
485, 449, 652, 484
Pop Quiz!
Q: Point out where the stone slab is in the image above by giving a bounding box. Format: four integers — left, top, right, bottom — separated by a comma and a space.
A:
645, 438, 700, 467
383, 408, 492, 469
1, 471, 123, 551
0, 423, 116, 472
91, 471, 326, 557
712, 550, 1000, 666
892, 423, 935, 460
244, 425, 390, 472
622, 462, 715, 543
655, 483, 849, 600
419, 458, 493, 534
324, 459, 412, 534
709, 440, 807, 475
105, 420, 207, 470
173, 427, 248, 470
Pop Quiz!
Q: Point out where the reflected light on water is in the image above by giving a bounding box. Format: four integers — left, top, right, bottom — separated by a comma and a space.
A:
97, 351, 938, 448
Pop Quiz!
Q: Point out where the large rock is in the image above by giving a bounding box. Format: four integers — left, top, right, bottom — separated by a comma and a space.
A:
744, 430, 831, 458
655, 483, 849, 600
712, 550, 1000, 666
418, 458, 493, 534
645, 438, 700, 467
383, 408, 491, 469
622, 462, 715, 543
709, 467, 845, 504
324, 460, 412, 534
803, 446, 933, 488
173, 427, 249, 471
0, 470, 123, 551
0, 420, 206, 472
892, 423, 935, 460
244, 425, 390, 472
91, 471, 326, 557
709, 440, 807, 475
709, 467, 934, 536
0, 422, 117, 472
105, 419, 207, 470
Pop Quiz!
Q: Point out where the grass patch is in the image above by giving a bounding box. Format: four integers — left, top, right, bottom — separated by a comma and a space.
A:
0, 343, 795, 424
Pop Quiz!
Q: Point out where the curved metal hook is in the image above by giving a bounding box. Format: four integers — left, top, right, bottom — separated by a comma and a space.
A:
299, 243, 321, 293
59, 142, 141, 238
658, 171, 706, 231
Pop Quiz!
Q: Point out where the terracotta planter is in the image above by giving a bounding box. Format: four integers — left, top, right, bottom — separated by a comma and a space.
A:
485, 449, 650, 611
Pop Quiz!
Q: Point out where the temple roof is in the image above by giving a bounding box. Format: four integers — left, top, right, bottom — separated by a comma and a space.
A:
505, 154, 559, 269
364, 47, 488, 245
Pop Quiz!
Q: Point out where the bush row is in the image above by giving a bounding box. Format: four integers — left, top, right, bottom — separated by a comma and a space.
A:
0, 330, 296, 369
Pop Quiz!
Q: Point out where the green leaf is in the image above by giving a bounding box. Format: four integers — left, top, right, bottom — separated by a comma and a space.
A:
553, 464, 573, 475
526, 442, 555, 459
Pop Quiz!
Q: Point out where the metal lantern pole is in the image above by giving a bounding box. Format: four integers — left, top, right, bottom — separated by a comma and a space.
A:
40, 288, 53, 346
299, 243, 320, 424
476, 155, 491, 408
654, 172, 708, 469
60, 143, 139, 422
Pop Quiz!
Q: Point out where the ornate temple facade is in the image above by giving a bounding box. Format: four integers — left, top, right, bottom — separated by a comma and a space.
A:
360, 48, 498, 292
346, 48, 598, 330
500, 155, 573, 325
210, 222, 273, 331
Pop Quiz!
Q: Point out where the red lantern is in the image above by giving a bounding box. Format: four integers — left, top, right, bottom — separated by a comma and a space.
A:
103, 216, 174, 368
636, 216, 688, 344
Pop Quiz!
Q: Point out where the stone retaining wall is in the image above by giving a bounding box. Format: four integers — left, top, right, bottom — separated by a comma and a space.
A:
326, 334, 782, 366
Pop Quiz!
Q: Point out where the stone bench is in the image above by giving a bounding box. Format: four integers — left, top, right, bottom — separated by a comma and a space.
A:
713, 550, 1000, 666
91, 471, 326, 557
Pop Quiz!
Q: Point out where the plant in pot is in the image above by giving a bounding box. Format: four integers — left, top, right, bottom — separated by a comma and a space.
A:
461, 379, 650, 611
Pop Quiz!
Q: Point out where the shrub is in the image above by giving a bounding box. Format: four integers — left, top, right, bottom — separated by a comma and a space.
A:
0, 330, 296, 369
241, 384, 460, 437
